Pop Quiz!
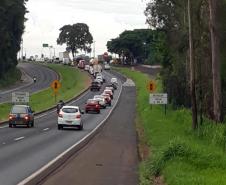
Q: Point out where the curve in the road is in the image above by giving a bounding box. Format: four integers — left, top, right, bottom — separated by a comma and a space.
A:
0, 63, 59, 104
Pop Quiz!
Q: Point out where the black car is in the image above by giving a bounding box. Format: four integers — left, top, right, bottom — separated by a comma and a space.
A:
9, 105, 35, 128
90, 81, 101, 91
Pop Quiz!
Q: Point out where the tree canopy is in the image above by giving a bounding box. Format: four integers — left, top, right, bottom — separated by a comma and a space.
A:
107, 29, 163, 64
57, 23, 93, 58
0, 0, 28, 78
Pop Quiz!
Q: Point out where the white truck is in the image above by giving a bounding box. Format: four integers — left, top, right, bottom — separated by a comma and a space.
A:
93, 64, 102, 77
59, 52, 70, 64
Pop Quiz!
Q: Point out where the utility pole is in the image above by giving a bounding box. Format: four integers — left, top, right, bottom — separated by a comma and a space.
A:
93, 41, 96, 58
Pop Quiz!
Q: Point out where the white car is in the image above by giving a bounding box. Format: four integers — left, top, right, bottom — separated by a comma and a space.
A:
93, 95, 106, 108
84, 65, 90, 71
96, 76, 103, 84
111, 77, 118, 85
104, 64, 110, 70
58, 106, 84, 130
89, 66, 94, 75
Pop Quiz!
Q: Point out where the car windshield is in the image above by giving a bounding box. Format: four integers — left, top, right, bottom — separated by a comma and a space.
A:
62, 108, 78, 113
11, 106, 27, 114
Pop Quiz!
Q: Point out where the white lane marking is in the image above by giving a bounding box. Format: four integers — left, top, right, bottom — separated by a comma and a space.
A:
14, 137, 25, 141
43, 128, 49, 131
2, 142, 6, 145
18, 74, 123, 185
0, 126, 8, 129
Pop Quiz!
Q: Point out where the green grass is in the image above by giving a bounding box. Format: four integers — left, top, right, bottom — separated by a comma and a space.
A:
115, 67, 226, 185
0, 67, 21, 89
0, 64, 89, 121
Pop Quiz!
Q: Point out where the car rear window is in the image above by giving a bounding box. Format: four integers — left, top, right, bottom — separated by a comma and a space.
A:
11, 106, 27, 114
87, 100, 98, 104
62, 108, 78, 113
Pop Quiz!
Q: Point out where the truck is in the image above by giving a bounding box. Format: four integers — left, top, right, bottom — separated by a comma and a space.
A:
93, 64, 102, 77
59, 52, 70, 63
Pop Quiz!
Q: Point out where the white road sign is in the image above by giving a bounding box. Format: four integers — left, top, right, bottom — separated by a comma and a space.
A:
149, 93, 168, 105
12, 92, 29, 103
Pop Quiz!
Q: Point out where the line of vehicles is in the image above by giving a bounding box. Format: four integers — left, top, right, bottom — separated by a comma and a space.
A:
57, 72, 118, 130
8, 69, 118, 131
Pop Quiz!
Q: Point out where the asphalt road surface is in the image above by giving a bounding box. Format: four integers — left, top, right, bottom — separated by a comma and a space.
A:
41, 78, 138, 185
0, 71, 123, 185
0, 62, 58, 104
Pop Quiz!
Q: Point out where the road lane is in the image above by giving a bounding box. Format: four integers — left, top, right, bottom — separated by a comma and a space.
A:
0, 70, 124, 185
0, 63, 59, 104
42, 81, 138, 185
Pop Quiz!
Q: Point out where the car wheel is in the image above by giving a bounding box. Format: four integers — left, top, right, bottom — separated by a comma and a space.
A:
97, 110, 100, 114
79, 123, 83, 130
9, 124, 12, 128
27, 123, 30, 128
85, 110, 88, 113
58, 125, 62, 130
31, 121, 34, 127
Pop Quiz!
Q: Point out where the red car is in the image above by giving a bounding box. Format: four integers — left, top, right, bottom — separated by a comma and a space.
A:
85, 99, 100, 114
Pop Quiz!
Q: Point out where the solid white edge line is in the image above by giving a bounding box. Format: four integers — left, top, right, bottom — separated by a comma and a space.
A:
0, 126, 8, 129
43, 128, 49, 131
14, 137, 25, 141
18, 79, 123, 185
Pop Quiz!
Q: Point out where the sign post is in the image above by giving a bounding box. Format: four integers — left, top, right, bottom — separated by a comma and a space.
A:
50, 80, 61, 103
149, 93, 168, 115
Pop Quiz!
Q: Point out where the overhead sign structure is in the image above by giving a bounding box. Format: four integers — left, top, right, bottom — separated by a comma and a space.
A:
149, 93, 168, 105
51, 80, 61, 93
147, 80, 156, 93
12, 92, 29, 104
42, 43, 49, 48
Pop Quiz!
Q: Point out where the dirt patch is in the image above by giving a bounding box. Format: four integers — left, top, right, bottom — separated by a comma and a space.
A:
154, 176, 165, 185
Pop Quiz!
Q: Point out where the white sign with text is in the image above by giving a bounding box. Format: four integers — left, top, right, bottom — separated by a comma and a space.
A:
149, 93, 168, 105
12, 92, 29, 103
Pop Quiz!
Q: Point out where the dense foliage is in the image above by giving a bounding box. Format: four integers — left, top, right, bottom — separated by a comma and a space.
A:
0, 0, 27, 78
107, 29, 165, 64
145, 0, 226, 123
57, 23, 93, 58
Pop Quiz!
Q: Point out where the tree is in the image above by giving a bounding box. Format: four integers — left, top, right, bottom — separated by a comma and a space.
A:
208, 0, 222, 122
57, 23, 93, 58
188, 0, 198, 129
0, 0, 28, 78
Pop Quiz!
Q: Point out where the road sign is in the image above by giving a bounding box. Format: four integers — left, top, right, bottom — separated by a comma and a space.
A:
42, 43, 49, 47
12, 92, 29, 103
147, 80, 156, 93
149, 93, 168, 105
51, 80, 61, 92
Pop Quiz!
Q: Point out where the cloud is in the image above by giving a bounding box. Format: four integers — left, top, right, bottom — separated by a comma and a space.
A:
23, 0, 147, 57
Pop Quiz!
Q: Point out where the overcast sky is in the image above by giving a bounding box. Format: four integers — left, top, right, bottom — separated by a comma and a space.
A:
22, 0, 147, 58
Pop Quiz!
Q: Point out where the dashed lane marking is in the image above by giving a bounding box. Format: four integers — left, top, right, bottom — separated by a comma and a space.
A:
14, 137, 25, 141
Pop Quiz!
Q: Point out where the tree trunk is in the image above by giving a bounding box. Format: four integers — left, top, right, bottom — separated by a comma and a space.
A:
188, 0, 198, 130
209, 0, 222, 122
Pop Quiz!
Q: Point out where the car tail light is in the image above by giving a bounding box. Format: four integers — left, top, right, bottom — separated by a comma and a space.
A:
24, 115, 29, 120
9, 115, 14, 120
58, 114, 63, 118
76, 114, 81, 119
96, 104, 99, 108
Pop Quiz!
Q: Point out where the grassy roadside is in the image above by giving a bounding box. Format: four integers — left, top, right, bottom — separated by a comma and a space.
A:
115, 67, 226, 185
0, 67, 21, 89
0, 64, 90, 122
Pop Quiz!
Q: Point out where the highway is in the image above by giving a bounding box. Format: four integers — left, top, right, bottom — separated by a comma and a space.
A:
0, 69, 124, 185
0, 62, 59, 104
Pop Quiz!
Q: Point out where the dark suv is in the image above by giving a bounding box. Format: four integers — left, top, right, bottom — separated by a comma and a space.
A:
9, 105, 35, 128
90, 81, 101, 91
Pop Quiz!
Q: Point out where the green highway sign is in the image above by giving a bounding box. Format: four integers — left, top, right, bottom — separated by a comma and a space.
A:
42, 44, 49, 47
